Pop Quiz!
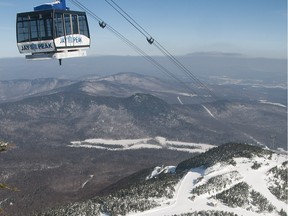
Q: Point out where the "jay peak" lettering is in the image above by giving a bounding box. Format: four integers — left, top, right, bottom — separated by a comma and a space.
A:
21, 43, 53, 51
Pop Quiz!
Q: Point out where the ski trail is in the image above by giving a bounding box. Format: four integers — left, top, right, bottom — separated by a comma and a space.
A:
177, 96, 184, 105
202, 105, 216, 119
129, 168, 204, 216
242, 132, 264, 146
81, 175, 94, 188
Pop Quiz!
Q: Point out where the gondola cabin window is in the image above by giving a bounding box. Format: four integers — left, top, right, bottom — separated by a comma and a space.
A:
17, 16, 30, 42
72, 15, 79, 34
78, 14, 89, 38
54, 13, 64, 38
64, 14, 72, 35
17, 13, 54, 43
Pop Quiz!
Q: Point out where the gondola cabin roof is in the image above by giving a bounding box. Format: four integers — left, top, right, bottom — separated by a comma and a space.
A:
34, 0, 69, 11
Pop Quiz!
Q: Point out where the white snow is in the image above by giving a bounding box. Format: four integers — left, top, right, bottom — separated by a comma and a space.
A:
177, 92, 197, 97
259, 100, 287, 108
128, 168, 207, 216
42, 1, 60, 6
69, 137, 287, 215
177, 96, 183, 105
81, 175, 94, 189
202, 105, 216, 119
69, 137, 215, 154
146, 166, 176, 180
128, 153, 288, 216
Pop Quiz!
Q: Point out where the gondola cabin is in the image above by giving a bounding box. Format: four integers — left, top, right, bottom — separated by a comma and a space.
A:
16, 0, 90, 64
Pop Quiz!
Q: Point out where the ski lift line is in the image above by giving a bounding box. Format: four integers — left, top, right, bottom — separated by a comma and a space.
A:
106, 25, 201, 97
105, 30, 206, 102
69, 0, 102, 22
71, 1, 242, 139
76, 0, 210, 102
69, 0, 204, 99
103, 0, 217, 99
69, 0, 213, 103
68, 0, 147, 58
104, 0, 152, 40
103, 27, 203, 100
109, 0, 152, 38
152, 37, 216, 98
153, 41, 217, 98
104, 0, 148, 39
154, 40, 210, 91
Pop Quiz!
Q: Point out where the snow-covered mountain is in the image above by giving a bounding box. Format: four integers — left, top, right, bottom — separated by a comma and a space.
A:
0, 73, 199, 104
0, 91, 286, 149
1, 72, 286, 106
59, 72, 203, 104
38, 143, 287, 216
0, 78, 74, 103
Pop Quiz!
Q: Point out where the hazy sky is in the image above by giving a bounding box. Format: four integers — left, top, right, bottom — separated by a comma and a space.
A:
0, 0, 287, 59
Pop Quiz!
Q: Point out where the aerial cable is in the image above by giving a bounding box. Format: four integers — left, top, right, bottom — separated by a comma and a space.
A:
104, 0, 216, 99
102, 1, 206, 98
104, 0, 154, 44
68, 2, 262, 142
69, 0, 103, 25
153, 41, 216, 98
105, 0, 213, 96
70, 0, 210, 103
104, 0, 148, 39
68, 0, 202, 99
108, 0, 152, 37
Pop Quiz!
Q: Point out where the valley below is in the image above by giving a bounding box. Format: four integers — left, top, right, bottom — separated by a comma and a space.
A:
0, 143, 195, 215
0, 72, 286, 216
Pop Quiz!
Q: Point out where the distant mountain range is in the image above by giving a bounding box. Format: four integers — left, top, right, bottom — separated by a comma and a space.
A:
1, 72, 286, 105
0, 89, 286, 149
0, 78, 74, 102
0, 73, 286, 149
37, 143, 288, 216
0, 72, 215, 105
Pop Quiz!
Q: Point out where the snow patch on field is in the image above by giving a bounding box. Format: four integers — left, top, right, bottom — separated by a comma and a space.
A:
69, 137, 215, 154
